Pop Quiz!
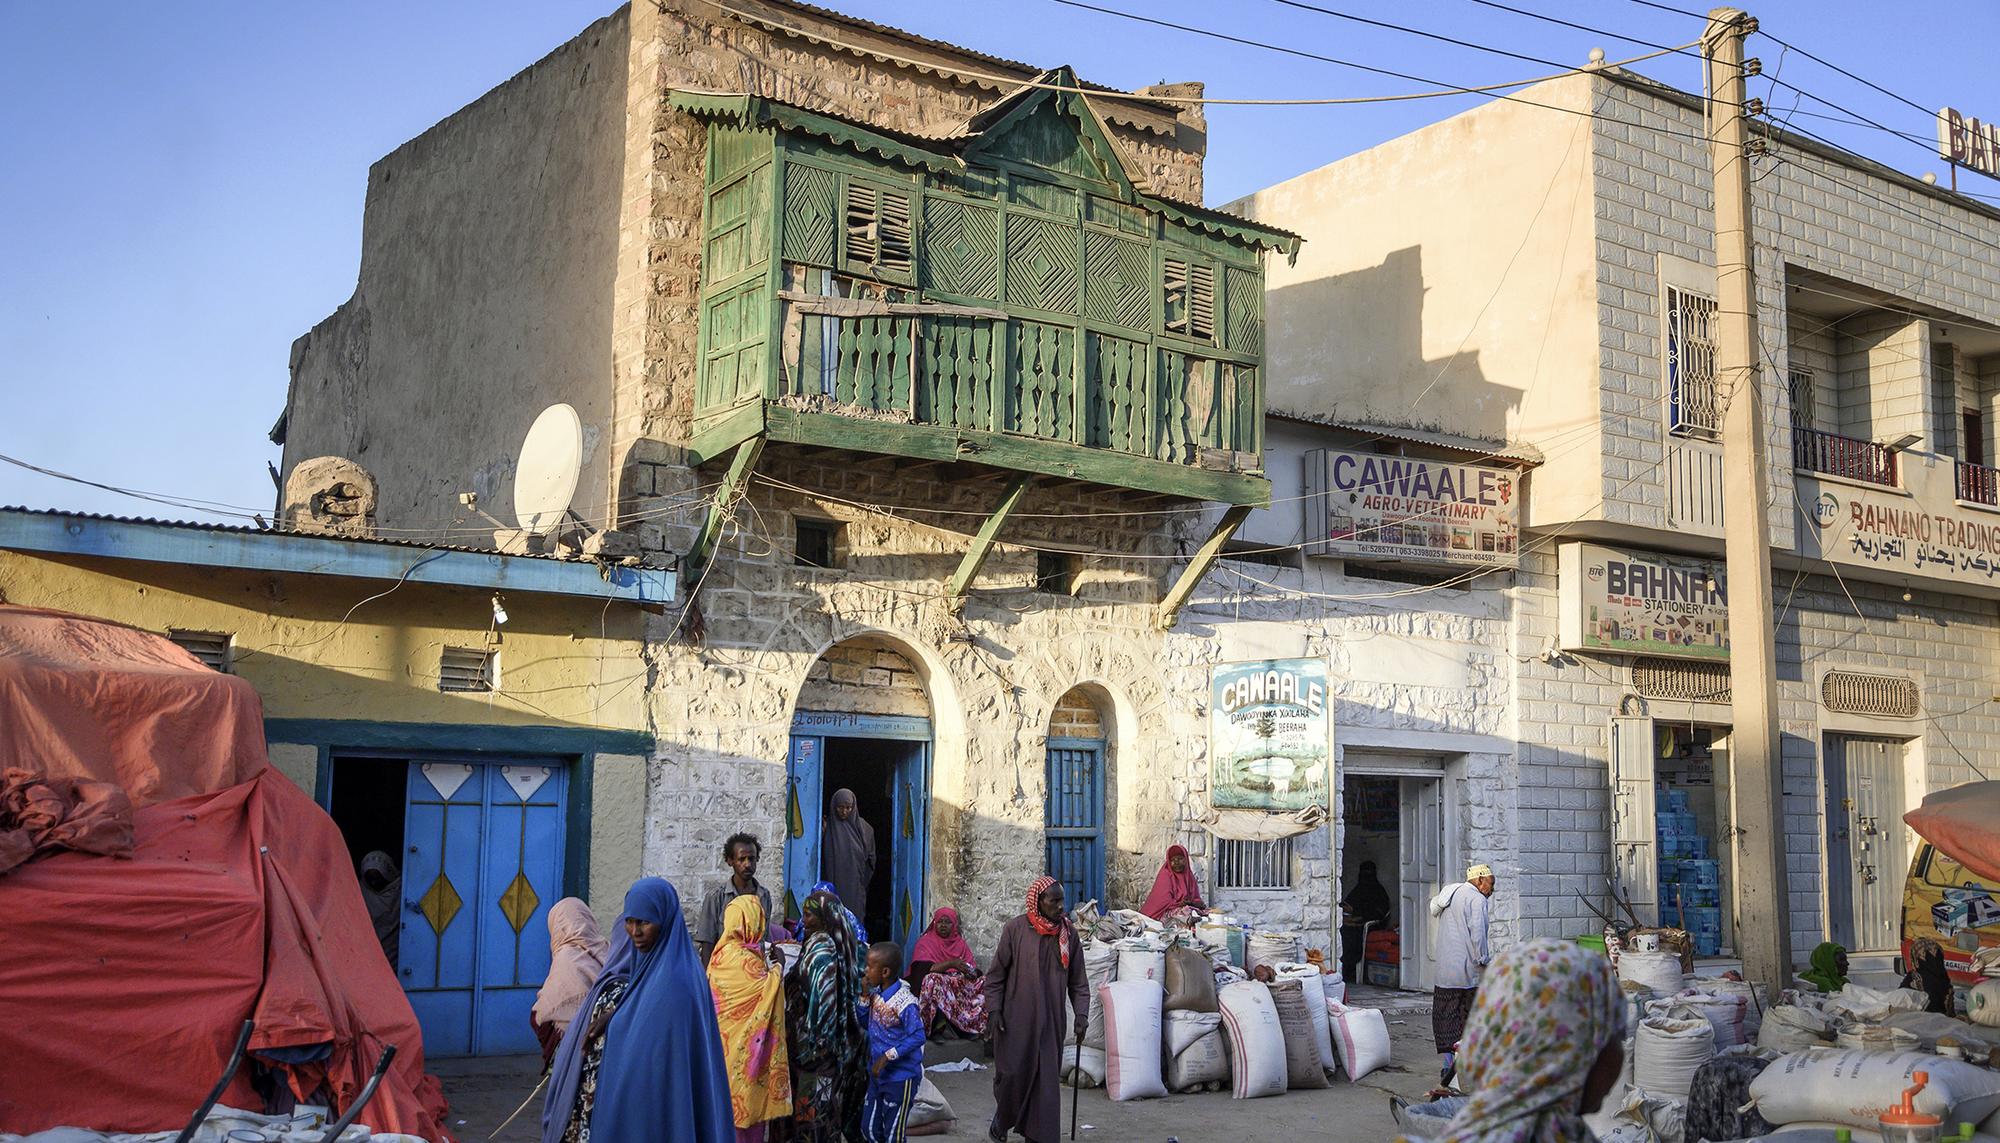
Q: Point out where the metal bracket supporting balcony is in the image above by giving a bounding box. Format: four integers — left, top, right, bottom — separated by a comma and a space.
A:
683, 435, 765, 592
1155, 505, 1252, 630
947, 473, 1034, 610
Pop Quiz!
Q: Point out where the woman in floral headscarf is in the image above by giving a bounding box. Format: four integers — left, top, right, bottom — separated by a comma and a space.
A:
1432, 939, 1627, 1143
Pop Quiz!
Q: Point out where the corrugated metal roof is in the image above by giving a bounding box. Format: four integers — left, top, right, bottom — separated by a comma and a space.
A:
1268, 415, 1544, 465
0, 504, 533, 558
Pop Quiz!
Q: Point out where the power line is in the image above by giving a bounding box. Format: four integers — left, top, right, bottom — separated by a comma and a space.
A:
1754, 29, 1935, 121
1620, 0, 1707, 20
1462, 0, 1705, 61
1264, 0, 1572, 71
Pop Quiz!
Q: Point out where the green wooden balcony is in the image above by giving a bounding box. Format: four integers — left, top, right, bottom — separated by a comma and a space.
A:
673, 80, 1298, 508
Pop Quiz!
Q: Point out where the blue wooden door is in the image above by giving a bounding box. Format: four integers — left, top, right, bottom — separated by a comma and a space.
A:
1045, 739, 1105, 908
783, 735, 826, 924
889, 740, 929, 949
401, 760, 566, 1057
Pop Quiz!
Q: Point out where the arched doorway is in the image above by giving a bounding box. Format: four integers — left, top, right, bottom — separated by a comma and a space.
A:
1046, 686, 1109, 909
786, 636, 933, 948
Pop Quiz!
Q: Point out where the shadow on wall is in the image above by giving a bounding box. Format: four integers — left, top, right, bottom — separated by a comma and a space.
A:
1263, 246, 1524, 444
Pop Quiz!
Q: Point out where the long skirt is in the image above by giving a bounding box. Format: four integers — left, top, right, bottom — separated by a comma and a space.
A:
917, 972, 988, 1036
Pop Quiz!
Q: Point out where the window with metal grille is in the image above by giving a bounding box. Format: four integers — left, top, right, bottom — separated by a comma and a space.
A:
1215, 837, 1293, 890
1164, 258, 1216, 341
1788, 366, 1817, 430
1821, 671, 1920, 719
168, 629, 233, 673
439, 646, 496, 693
1666, 286, 1721, 439
843, 183, 912, 276
1631, 658, 1731, 703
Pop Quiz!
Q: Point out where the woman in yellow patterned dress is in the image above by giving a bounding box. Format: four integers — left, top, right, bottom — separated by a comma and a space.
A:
708, 894, 793, 1143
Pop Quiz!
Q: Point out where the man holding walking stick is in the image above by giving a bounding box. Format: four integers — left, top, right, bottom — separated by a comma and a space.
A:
982, 876, 1088, 1143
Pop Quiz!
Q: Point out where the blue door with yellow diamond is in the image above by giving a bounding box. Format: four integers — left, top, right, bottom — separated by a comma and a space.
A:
402, 760, 567, 1057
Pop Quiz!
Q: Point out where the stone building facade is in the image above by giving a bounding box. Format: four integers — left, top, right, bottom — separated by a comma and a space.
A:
1236, 64, 2000, 969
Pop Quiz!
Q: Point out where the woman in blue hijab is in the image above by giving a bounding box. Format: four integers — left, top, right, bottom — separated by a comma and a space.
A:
543, 877, 733, 1143
806, 880, 868, 945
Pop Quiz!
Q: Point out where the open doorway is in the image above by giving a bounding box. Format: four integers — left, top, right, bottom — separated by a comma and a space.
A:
823, 737, 905, 943
1341, 757, 1448, 991
328, 755, 408, 889
1655, 724, 1733, 958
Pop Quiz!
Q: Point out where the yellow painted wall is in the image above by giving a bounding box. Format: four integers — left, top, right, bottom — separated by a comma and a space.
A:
0, 551, 650, 736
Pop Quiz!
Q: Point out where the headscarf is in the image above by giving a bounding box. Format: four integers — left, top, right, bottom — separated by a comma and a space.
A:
792, 892, 865, 1073
359, 851, 400, 949
707, 896, 791, 1128
1139, 845, 1203, 920
809, 879, 869, 945
1025, 875, 1072, 970
823, 789, 874, 912
540, 878, 732, 1143
910, 907, 976, 972
532, 897, 609, 1031
1341, 861, 1394, 926
1436, 939, 1626, 1143
1801, 941, 1849, 992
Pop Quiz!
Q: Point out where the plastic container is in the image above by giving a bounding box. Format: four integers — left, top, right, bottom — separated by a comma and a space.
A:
1574, 934, 1608, 955
1877, 1069, 1943, 1143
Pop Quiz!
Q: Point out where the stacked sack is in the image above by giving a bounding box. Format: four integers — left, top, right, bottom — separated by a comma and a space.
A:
1747, 1049, 2000, 1133
1062, 938, 1123, 1088
1162, 944, 1227, 1093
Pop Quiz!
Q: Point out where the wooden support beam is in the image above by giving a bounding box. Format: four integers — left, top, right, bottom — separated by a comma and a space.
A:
947, 474, 1033, 608
1155, 505, 1251, 630
684, 436, 765, 590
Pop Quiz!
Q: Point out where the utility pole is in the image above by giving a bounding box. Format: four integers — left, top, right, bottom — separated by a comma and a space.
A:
1709, 7, 1793, 992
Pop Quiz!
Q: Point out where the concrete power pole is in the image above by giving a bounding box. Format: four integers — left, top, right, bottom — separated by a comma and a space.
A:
1709, 7, 1793, 991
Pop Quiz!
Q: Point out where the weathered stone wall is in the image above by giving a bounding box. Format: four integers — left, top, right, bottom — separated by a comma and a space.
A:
798, 636, 930, 718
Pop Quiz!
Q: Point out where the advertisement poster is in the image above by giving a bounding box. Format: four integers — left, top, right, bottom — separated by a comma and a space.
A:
1304, 448, 1519, 565
1558, 543, 1730, 661
1209, 658, 1332, 812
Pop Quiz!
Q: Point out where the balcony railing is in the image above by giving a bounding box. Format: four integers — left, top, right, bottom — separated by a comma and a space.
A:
1793, 427, 1898, 487
1959, 460, 2000, 506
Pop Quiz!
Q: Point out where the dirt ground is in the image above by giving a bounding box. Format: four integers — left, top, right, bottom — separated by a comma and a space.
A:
434, 990, 1443, 1142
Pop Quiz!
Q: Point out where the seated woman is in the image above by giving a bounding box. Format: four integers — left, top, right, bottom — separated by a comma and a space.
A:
1901, 937, 1953, 1015
1801, 941, 1849, 993
907, 907, 987, 1038
1139, 845, 1205, 920
1423, 940, 1626, 1143
531, 898, 611, 1068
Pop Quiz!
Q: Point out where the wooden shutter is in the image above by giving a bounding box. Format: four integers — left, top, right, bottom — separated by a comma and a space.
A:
877, 188, 912, 274
1609, 715, 1657, 917
845, 182, 879, 267
1164, 258, 1216, 341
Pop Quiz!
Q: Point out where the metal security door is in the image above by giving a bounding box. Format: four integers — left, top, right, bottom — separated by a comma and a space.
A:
889, 740, 930, 949
1826, 734, 1908, 953
401, 760, 567, 1056
784, 735, 826, 923
1399, 777, 1445, 991
1045, 738, 1105, 910
1610, 716, 1660, 924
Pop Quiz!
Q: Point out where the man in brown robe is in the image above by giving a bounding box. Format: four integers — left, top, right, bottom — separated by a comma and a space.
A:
982, 876, 1087, 1143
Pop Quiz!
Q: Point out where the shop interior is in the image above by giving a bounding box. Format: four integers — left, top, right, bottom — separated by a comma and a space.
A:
1653, 724, 1735, 957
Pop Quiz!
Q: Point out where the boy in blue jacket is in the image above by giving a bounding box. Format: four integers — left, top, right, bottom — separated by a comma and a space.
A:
861, 940, 926, 1143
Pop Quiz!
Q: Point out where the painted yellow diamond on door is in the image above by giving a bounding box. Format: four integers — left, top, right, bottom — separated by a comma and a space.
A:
419, 874, 462, 936
499, 871, 541, 934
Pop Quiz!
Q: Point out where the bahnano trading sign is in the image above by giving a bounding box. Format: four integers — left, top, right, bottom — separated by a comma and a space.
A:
1938, 108, 2000, 178
1303, 448, 1519, 565
1209, 658, 1332, 813
1558, 542, 1730, 661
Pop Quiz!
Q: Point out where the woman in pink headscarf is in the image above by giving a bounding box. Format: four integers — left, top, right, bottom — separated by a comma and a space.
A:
907, 907, 987, 1037
531, 897, 611, 1067
1139, 845, 1205, 920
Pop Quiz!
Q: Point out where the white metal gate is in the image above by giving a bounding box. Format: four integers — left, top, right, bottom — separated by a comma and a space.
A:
1824, 734, 1908, 953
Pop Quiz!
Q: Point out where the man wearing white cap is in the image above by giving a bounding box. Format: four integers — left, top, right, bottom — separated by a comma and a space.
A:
1428, 862, 1495, 1083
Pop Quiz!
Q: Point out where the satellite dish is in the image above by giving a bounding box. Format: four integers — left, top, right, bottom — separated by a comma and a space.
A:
513, 404, 584, 535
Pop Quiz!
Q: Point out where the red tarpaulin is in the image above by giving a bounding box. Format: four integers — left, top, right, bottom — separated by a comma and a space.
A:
1904, 779, 2000, 885
0, 605, 449, 1138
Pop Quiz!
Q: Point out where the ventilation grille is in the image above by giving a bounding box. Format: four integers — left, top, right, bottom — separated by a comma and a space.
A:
1821, 671, 1920, 719
169, 629, 233, 673
439, 646, 496, 693
1631, 659, 1730, 703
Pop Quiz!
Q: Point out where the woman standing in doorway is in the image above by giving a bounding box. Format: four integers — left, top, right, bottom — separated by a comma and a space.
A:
821, 789, 876, 929
542, 877, 733, 1143
786, 891, 868, 1143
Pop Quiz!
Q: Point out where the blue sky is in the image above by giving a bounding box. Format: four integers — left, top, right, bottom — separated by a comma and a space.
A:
3, 1, 1994, 522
